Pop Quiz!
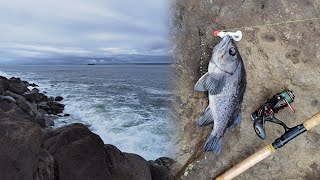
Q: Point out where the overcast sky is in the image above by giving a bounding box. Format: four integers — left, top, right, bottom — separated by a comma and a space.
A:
0, 0, 170, 63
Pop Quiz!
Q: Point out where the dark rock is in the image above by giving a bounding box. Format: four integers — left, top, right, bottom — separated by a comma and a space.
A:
38, 102, 51, 111
0, 114, 42, 180
47, 102, 65, 114
104, 144, 152, 180
44, 116, 55, 126
29, 83, 39, 87
64, 114, 70, 117
0, 99, 26, 117
153, 157, 175, 169
34, 115, 47, 127
34, 148, 54, 180
42, 124, 112, 180
32, 88, 40, 93
0, 76, 10, 92
8, 77, 30, 95
54, 96, 64, 102
38, 109, 48, 116
4, 91, 46, 127
23, 92, 48, 103
148, 157, 175, 180
0, 95, 16, 103
48, 96, 54, 102
50, 104, 64, 114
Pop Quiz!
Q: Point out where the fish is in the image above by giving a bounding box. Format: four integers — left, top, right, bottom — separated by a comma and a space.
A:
194, 35, 246, 155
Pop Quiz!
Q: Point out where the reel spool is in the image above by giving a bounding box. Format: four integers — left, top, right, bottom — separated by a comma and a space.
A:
251, 89, 295, 140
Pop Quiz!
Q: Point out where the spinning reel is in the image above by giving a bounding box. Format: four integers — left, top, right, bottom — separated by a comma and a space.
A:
251, 89, 295, 140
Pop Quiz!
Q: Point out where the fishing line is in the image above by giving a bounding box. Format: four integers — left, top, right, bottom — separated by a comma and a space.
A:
195, 16, 320, 75
218, 17, 320, 31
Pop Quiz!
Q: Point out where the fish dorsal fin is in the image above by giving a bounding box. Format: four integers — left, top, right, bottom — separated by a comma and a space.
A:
194, 72, 226, 95
197, 106, 214, 126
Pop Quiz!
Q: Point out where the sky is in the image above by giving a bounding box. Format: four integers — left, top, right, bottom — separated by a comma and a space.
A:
0, 0, 170, 64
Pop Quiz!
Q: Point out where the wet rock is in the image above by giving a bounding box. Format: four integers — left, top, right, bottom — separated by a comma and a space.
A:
47, 102, 65, 114
54, 96, 63, 102
42, 124, 112, 180
38, 108, 48, 116
23, 91, 48, 103
149, 157, 175, 180
48, 96, 54, 102
0, 99, 26, 117
31, 88, 40, 93
29, 82, 39, 87
4, 91, 46, 127
104, 144, 152, 180
8, 77, 29, 95
0, 114, 42, 180
34, 148, 54, 180
50, 104, 64, 114
0, 76, 10, 92
0, 95, 16, 103
38, 102, 51, 111
44, 116, 55, 126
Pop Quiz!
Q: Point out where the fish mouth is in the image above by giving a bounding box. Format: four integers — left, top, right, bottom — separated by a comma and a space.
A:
218, 35, 232, 51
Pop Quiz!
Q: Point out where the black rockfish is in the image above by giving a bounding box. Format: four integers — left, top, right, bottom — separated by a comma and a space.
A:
194, 35, 246, 154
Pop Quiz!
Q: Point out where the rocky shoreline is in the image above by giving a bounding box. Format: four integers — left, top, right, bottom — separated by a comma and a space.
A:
0, 75, 174, 180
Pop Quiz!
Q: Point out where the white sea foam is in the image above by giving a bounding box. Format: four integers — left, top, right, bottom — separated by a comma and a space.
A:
144, 87, 172, 95
0, 70, 11, 78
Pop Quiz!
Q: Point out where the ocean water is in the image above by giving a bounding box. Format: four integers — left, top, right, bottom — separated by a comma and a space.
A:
0, 65, 176, 160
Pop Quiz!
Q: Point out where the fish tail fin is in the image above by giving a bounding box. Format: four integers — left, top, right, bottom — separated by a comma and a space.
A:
204, 134, 223, 155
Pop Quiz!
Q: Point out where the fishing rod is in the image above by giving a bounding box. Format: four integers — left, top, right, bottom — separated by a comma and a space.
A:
215, 91, 320, 180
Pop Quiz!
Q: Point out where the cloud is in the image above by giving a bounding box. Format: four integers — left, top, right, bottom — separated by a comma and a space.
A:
0, 0, 169, 62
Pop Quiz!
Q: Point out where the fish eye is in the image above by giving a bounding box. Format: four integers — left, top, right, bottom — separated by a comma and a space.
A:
229, 47, 236, 56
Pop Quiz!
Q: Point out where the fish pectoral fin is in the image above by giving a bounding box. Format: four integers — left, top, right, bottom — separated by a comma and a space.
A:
228, 111, 242, 128
194, 72, 209, 91
194, 72, 226, 94
204, 134, 223, 155
208, 74, 226, 95
196, 106, 214, 126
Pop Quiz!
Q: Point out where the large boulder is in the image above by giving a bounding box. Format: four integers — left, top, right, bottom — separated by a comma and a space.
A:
47, 102, 64, 114
0, 115, 42, 180
23, 91, 48, 103
0, 99, 26, 118
34, 148, 54, 180
149, 157, 175, 180
0, 76, 10, 93
42, 124, 112, 180
8, 77, 29, 95
0, 95, 16, 103
104, 144, 152, 180
3, 91, 46, 127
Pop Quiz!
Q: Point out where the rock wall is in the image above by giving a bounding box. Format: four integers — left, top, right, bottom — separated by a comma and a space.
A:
172, 0, 320, 179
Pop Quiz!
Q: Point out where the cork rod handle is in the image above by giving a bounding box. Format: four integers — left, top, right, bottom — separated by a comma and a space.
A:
303, 111, 320, 130
215, 145, 274, 180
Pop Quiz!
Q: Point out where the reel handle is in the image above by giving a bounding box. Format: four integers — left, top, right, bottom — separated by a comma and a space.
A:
215, 111, 320, 180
